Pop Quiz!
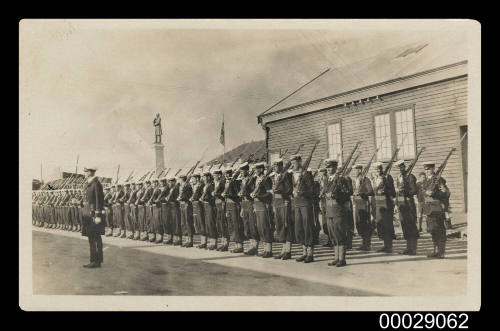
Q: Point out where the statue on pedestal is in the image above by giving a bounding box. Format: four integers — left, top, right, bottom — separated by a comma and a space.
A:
153, 113, 162, 144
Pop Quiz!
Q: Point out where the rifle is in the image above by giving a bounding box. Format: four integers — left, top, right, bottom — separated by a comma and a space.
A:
230, 154, 243, 169
324, 141, 362, 197
429, 147, 455, 192
383, 146, 400, 177
279, 148, 288, 158
361, 148, 378, 180
125, 169, 135, 182
174, 168, 183, 177
59, 173, 75, 189
311, 158, 326, 179
269, 142, 307, 188
295, 140, 321, 193
405, 147, 426, 179
345, 153, 362, 177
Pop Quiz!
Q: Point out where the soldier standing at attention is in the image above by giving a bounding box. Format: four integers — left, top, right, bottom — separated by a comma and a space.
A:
103, 186, 114, 236
416, 172, 426, 232
238, 162, 259, 255
132, 182, 145, 240
324, 160, 352, 267
310, 168, 322, 246
190, 174, 207, 248
270, 159, 294, 260
112, 184, 125, 238
222, 168, 244, 253
139, 180, 154, 241
147, 178, 162, 242
166, 176, 181, 245
81, 166, 105, 268
421, 162, 450, 258
212, 169, 229, 251
177, 175, 194, 247
318, 168, 333, 247
201, 171, 218, 250
372, 162, 397, 253
117, 183, 131, 238
351, 164, 374, 251
76, 189, 84, 232
125, 182, 138, 239
290, 155, 316, 263
343, 174, 355, 249
152, 178, 168, 243
251, 162, 273, 258
394, 160, 419, 255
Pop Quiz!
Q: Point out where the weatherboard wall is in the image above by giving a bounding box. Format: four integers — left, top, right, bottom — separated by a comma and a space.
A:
265, 75, 468, 213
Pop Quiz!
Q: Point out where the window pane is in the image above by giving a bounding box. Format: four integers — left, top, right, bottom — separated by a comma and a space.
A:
375, 113, 392, 160
395, 108, 415, 159
327, 123, 342, 163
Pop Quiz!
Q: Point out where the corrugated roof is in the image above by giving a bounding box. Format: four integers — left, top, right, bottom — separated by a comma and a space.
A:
261, 34, 468, 117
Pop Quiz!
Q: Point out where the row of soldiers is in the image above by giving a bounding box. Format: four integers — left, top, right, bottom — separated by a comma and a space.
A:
32, 154, 451, 267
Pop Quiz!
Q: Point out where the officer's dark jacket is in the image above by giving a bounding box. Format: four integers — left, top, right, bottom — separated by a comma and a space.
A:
84, 177, 104, 213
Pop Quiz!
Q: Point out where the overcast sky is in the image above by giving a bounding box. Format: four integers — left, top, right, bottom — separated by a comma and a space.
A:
20, 19, 459, 181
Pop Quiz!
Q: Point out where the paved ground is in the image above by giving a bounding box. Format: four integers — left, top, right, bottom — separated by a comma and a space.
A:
32, 227, 467, 296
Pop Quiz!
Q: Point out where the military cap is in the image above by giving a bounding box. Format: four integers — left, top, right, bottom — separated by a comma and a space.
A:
167, 177, 176, 182
255, 162, 266, 169
83, 166, 97, 172
179, 174, 188, 180
203, 170, 212, 176
192, 173, 201, 179
353, 164, 363, 170
423, 161, 435, 169
272, 158, 283, 165
319, 167, 327, 173
395, 160, 406, 167
239, 162, 249, 171
306, 167, 313, 172
372, 162, 383, 169
324, 159, 338, 169
223, 167, 233, 174
145, 179, 151, 184
290, 154, 302, 161
213, 169, 222, 175
418, 171, 426, 176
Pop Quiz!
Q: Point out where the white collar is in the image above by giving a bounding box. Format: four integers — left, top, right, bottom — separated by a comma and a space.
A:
87, 176, 96, 184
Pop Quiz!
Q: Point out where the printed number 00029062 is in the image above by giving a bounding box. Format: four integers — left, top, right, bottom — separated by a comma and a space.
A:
379, 313, 468, 329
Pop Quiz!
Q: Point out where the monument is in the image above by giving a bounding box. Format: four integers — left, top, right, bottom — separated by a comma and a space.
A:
153, 113, 165, 175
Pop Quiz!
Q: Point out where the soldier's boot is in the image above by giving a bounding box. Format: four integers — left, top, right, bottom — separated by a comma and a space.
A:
295, 245, 307, 262
409, 239, 418, 255
155, 234, 163, 244
304, 246, 314, 263
274, 244, 286, 259
281, 241, 292, 260
114, 228, 122, 237
336, 245, 347, 267
346, 232, 353, 250
445, 218, 452, 230
261, 242, 272, 258
173, 235, 181, 245
197, 235, 207, 249
231, 242, 243, 253
220, 238, 229, 252
119, 230, 127, 238
184, 236, 194, 248
427, 244, 439, 258
399, 240, 411, 255
436, 241, 446, 258
141, 231, 150, 241
149, 233, 156, 242
127, 230, 134, 239
323, 238, 333, 247
105, 227, 113, 237
328, 246, 339, 266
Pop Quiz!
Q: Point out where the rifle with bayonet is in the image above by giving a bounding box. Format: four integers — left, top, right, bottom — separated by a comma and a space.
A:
295, 140, 321, 194
345, 153, 362, 177
323, 141, 362, 198
428, 147, 455, 193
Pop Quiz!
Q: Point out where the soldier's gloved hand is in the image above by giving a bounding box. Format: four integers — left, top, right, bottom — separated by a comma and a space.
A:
94, 216, 102, 224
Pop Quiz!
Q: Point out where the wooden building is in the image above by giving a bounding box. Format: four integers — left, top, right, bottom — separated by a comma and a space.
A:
258, 37, 468, 219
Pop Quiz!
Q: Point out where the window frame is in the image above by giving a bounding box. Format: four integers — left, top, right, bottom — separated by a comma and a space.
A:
372, 105, 417, 162
325, 119, 343, 163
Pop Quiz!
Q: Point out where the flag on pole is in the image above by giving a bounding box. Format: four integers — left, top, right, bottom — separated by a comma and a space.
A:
219, 114, 225, 146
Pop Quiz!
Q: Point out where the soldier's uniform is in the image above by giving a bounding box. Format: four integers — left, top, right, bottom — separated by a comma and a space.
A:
190, 174, 207, 248
222, 168, 244, 253
343, 176, 355, 249
238, 163, 259, 255
290, 155, 316, 263
324, 159, 353, 267
118, 183, 131, 238
421, 161, 450, 258
201, 172, 218, 249
165, 177, 180, 245
318, 169, 333, 247
351, 164, 375, 251
372, 162, 397, 253
124, 183, 137, 239
153, 179, 169, 243
104, 186, 115, 236
146, 179, 162, 242
178, 175, 195, 247
394, 160, 419, 255
270, 159, 294, 260
112, 184, 126, 238
139, 180, 154, 241
416, 172, 426, 232
311, 170, 322, 246
132, 182, 145, 240
251, 162, 273, 258
212, 170, 229, 251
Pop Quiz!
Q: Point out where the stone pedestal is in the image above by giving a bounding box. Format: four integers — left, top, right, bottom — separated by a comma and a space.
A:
153, 143, 165, 175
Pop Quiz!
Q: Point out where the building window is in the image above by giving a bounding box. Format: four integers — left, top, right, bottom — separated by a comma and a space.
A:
374, 107, 416, 161
395, 108, 416, 159
327, 122, 342, 163
375, 113, 392, 160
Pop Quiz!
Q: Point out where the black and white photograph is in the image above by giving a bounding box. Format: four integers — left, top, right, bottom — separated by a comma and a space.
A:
19, 19, 481, 311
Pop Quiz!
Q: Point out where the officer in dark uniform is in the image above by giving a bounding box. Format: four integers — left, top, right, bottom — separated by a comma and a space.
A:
372, 162, 397, 253
394, 160, 419, 255
351, 164, 375, 251
421, 161, 450, 258
81, 166, 105, 268
324, 159, 352, 267
270, 158, 294, 260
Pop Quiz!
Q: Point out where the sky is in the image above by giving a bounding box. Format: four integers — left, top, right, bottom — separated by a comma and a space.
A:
20, 19, 460, 181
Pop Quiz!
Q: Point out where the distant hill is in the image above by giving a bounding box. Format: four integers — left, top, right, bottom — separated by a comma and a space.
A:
203, 140, 266, 166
